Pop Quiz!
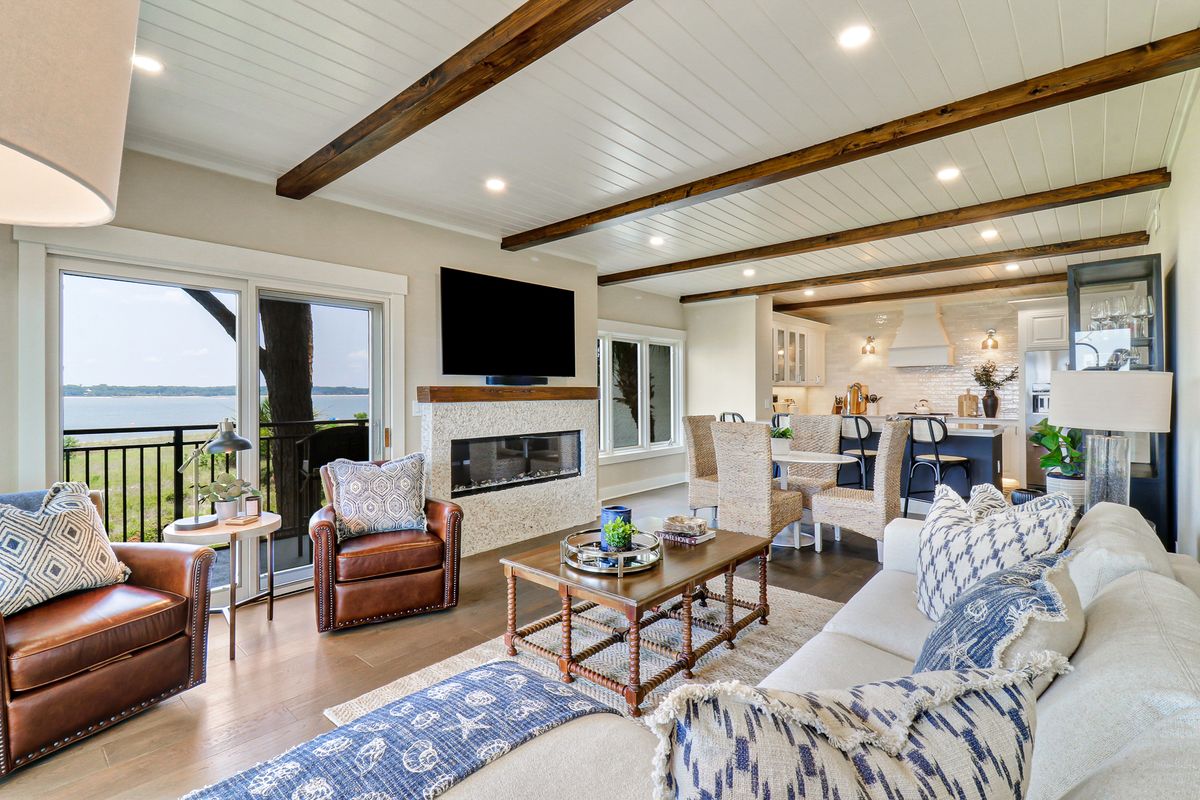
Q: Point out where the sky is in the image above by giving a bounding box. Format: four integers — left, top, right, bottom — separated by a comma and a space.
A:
62, 275, 371, 387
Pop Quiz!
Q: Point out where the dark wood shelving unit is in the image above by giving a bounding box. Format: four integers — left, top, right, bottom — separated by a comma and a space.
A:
416, 386, 599, 403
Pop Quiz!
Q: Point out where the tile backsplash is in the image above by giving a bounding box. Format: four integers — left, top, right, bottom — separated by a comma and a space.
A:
797, 297, 1022, 419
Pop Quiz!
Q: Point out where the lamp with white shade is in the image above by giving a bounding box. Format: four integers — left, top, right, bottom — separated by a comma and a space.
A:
1048, 370, 1173, 511
0, 1, 140, 226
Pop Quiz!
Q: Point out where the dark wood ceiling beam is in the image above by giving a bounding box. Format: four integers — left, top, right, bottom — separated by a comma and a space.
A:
276, 0, 634, 200
678, 232, 1148, 303
502, 28, 1200, 251
598, 169, 1168, 285
774, 273, 1065, 312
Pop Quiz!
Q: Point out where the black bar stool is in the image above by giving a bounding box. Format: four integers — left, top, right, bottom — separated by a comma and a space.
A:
840, 415, 876, 489
903, 416, 970, 516
719, 412, 746, 422
770, 412, 789, 428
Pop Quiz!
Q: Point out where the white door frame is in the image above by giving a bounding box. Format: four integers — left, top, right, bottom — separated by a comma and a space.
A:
14, 224, 408, 605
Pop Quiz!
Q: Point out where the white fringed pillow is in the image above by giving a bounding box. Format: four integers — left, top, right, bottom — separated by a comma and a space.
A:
917, 485, 1073, 621
646, 655, 1069, 800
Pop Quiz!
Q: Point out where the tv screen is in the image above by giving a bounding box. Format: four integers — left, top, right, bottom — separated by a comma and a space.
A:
440, 267, 576, 377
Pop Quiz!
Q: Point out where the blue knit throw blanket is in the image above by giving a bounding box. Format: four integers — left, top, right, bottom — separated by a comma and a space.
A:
183, 661, 616, 799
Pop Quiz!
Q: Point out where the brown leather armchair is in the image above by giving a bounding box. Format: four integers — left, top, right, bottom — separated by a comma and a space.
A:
0, 492, 214, 776
309, 466, 461, 632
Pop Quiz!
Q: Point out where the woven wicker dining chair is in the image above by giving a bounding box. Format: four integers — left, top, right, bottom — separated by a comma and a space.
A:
784, 414, 843, 508
711, 422, 805, 543
683, 415, 719, 520
810, 419, 910, 561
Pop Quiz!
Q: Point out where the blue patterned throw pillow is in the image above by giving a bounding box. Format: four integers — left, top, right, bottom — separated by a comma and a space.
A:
917, 484, 1073, 621
916, 551, 1083, 677
646, 655, 1068, 800
327, 454, 427, 542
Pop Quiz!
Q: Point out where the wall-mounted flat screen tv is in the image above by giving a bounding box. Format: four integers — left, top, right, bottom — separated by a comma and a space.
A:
440, 267, 576, 378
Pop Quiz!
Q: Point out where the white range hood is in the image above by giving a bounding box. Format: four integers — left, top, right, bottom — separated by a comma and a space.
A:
887, 301, 955, 367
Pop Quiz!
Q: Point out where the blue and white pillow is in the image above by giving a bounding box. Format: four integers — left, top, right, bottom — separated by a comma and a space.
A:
646, 655, 1068, 800
327, 454, 427, 542
964, 483, 1011, 519
917, 484, 1073, 621
916, 551, 1083, 682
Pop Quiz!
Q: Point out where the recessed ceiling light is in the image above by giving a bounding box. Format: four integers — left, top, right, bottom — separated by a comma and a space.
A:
980, 228, 999, 241
742, 268, 756, 277
936, 166, 961, 182
838, 25, 872, 49
1005, 262, 1020, 272
649, 236, 665, 246
131, 54, 163, 73
803, 289, 816, 297
484, 177, 506, 192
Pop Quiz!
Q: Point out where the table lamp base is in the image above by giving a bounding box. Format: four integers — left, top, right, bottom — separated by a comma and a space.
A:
173, 514, 219, 531
1084, 434, 1131, 511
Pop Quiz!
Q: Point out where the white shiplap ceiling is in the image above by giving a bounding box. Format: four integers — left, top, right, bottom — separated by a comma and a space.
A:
125, 0, 1200, 302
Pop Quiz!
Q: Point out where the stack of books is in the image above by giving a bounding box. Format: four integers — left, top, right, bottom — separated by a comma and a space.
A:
659, 516, 714, 546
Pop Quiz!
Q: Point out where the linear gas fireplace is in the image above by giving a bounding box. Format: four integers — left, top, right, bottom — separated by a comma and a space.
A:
450, 430, 582, 498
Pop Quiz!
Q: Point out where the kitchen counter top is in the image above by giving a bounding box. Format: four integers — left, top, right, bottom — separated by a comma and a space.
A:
844, 414, 1010, 437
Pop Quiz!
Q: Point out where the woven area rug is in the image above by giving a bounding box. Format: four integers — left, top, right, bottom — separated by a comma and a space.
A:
326, 576, 842, 725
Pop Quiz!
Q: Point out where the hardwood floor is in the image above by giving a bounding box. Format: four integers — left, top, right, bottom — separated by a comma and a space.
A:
3, 484, 880, 799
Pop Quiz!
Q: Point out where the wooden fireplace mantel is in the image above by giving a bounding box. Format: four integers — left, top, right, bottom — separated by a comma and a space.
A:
416, 385, 599, 403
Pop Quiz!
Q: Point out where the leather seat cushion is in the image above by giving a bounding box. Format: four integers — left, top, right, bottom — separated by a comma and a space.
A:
5, 584, 188, 691
336, 530, 443, 582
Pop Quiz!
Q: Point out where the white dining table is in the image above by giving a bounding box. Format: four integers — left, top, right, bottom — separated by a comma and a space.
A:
770, 438, 857, 490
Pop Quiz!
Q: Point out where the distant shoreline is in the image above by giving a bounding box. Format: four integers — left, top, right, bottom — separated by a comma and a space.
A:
63, 385, 368, 398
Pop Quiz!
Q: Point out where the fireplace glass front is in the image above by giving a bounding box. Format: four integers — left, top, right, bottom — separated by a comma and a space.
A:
450, 430, 582, 498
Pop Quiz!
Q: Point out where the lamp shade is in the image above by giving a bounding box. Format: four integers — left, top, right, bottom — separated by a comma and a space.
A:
206, 419, 253, 454
1048, 370, 1173, 433
0, 0, 140, 226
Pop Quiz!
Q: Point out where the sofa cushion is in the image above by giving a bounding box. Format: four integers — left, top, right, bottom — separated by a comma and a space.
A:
0, 482, 129, 617
822, 569, 932, 661
326, 455, 426, 542
1168, 553, 1200, 598
443, 713, 655, 800
915, 552, 1083, 695
1026, 570, 1200, 800
758, 631, 913, 695
917, 485, 1072, 620
1058, 706, 1200, 799
1067, 502, 1175, 606
4, 584, 187, 691
648, 657, 1066, 800
335, 530, 443, 581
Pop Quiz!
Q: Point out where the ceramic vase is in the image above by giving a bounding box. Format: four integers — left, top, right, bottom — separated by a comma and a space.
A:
981, 389, 1000, 418
214, 500, 238, 521
599, 505, 632, 552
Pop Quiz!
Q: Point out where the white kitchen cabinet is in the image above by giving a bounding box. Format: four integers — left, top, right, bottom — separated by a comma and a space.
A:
771, 314, 827, 386
1023, 307, 1069, 349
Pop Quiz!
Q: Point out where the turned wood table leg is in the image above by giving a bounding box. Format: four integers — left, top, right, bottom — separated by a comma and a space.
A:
723, 567, 736, 649
625, 610, 642, 717
504, 570, 517, 656
759, 548, 770, 625
681, 584, 695, 678
558, 587, 574, 683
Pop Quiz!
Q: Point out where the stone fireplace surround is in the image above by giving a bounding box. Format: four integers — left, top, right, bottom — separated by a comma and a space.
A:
418, 386, 599, 556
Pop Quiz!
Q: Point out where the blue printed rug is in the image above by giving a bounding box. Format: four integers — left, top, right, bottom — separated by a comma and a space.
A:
182, 661, 615, 799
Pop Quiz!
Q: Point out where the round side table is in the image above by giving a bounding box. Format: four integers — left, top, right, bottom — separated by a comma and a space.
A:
163, 512, 282, 661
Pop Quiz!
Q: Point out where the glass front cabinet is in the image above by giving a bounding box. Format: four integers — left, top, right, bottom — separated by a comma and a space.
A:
771, 314, 827, 386
1066, 254, 1172, 545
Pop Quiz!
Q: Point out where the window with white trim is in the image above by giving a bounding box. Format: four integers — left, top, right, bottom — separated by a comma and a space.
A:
597, 322, 684, 460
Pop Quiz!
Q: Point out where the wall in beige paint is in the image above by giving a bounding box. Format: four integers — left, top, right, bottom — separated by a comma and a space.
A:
598, 284, 685, 329
0, 227, 16, 490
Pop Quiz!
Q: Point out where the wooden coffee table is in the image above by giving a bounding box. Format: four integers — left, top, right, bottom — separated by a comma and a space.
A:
500, 530, 770, 716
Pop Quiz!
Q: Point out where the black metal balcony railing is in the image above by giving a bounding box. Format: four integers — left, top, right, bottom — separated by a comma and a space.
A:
62, 419, 368, 546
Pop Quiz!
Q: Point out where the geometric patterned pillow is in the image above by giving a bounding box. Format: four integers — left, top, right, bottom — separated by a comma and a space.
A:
917, 484, 1073, 621
327, 454, 427, 542
966, 482, 1011, 519
915, 551, 1083, 680
645, 654, 1069, 800
0, 482, 128, 616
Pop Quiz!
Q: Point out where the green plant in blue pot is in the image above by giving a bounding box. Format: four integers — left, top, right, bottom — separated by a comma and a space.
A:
601, 517, 637, 553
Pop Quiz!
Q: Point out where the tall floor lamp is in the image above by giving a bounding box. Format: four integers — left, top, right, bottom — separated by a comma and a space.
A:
1048, 370, 1173, 511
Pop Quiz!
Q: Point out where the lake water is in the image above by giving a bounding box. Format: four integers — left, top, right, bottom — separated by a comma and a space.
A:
64, 396, 369, 441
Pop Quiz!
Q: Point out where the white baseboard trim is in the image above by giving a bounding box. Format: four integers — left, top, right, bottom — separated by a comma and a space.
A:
600, 473, 686, 502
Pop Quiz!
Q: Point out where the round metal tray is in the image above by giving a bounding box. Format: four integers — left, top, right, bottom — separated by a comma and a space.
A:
560, 529, 662, 577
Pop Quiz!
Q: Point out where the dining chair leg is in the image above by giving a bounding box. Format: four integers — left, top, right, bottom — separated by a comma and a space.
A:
834, 526, 841, 542
814, 522, 823, 553
876, 540, 885, 563
858, 456, 868, 489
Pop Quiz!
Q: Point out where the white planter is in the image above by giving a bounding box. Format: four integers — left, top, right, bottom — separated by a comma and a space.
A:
214, 500, 239, 521
1045, 472, 1086, 510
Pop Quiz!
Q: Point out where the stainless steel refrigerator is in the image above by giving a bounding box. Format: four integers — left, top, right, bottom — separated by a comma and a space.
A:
1024, 349, 1070, 488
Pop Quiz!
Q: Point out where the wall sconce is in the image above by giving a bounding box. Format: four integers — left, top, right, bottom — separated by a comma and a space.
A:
981, 329, 999, 350
861, 336, 877, 355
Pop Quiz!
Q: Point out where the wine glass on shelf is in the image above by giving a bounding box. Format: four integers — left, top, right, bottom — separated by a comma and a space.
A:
1112, 296, 1130, 332
1131, 296, 1149, 339
1089, 301, 1104, 331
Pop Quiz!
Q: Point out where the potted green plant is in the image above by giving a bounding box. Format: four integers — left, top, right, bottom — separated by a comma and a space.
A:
971, 360, 1019, 418
770, 426, 793, 439
197, 472, 261, 521
600, 517, 637, 553
1028, 419, 1086, 508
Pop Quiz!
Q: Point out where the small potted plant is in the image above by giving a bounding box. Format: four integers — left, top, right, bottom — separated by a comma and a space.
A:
770, 426, 793, 439
971, 360, 1019, 418
197, 473, 261, 521
1028, 419, 1085, 509
601, 517, 637, 553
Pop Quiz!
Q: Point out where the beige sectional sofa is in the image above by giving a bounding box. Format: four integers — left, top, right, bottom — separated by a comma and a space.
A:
448, 502, 1200, 799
